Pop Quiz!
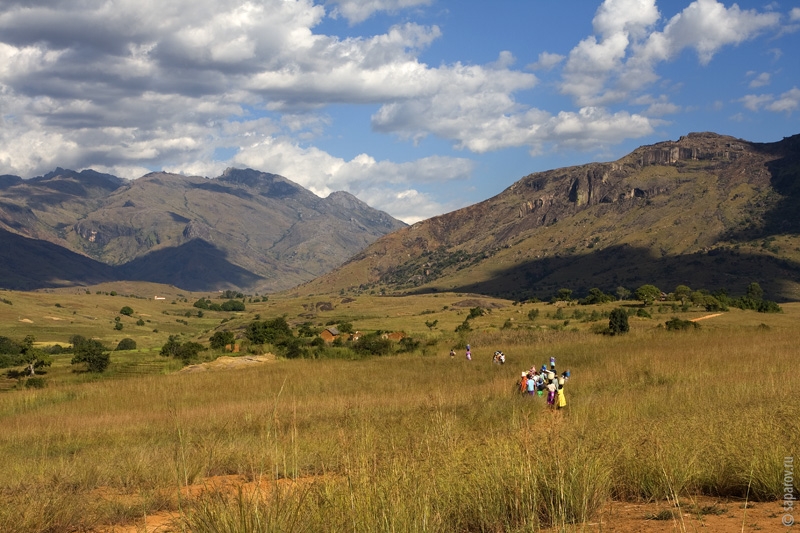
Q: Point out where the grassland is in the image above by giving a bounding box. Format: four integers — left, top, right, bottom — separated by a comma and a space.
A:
0, 285, 798, 532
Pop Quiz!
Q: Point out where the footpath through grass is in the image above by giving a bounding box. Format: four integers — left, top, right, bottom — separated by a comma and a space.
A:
0, 314, 798, 531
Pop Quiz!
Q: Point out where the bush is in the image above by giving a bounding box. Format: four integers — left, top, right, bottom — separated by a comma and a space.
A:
664, 317, 699, 331
210, 331, 235, 350
246, 317, 293, 345
70, 335, 110, 373
24, 377, 46, 389
160, 336, 205, 364
119, 306, 134, 316
468, 307, 485, 319
221, 299, 245, 312
398, 337, 421, 353
580, 288, 615, 305
608, 308, 630, 335
353, 333, 393, 356
116, 338, 137, 351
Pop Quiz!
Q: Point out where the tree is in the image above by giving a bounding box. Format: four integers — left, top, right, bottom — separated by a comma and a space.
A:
221, 299, 245, 312
119, 306, 134, 316
116, 338, 137, 351
160, 335, 205, 364
245, 317, 293, 345
635, 284, 661, 305
674, 285, 692, 304
70, 335, 110, 373
353, 333, 392, 356
556, 288, 573, 302
424, 319, 438, 331
209, 331, 235, 350
17, 335, 52, 376
608, 308, 630, 335
746, 282, 764, 302
580, 288, 614, 305
616, 286, 631, 301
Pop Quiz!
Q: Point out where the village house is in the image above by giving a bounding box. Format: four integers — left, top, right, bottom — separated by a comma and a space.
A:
320, 326, 340, 343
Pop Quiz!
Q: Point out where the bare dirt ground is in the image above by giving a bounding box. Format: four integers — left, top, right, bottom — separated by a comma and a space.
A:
177, 354, 275, 373
690, 313, 724, 322
581, 497, 793, 532
96, 478, 793, 533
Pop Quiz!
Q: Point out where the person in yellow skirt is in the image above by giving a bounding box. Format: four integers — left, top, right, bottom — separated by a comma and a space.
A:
556, 372, 568, 409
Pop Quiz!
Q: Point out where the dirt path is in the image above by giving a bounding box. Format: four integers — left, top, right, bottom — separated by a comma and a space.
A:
690, 313, 723, 322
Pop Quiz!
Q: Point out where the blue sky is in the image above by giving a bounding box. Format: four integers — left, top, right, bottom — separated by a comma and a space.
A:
1, 0, 798, 223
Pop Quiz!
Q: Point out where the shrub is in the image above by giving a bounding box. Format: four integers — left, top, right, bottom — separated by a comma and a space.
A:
580, 288, 615, 305
116, 338, 137, 351
608, 308, 629, 335
455, 320, 472, 333
221, 299, 245, 312
398, 337, 421, 353
353, 333, 393, 356
246, 317, 293, 345
468, 307, 485, 319
664, 317, 699, 331
210, 331, 235, 350
24, 377, 47, 388
160, 335, 205, 364
70, 335, 110, 373
119, 306, 134, 316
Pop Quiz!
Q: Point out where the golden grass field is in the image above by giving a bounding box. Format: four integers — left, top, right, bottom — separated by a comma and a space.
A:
0, 285, 798, 532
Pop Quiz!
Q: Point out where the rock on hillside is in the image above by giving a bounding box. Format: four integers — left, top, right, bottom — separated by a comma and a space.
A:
300, 132, 800, 301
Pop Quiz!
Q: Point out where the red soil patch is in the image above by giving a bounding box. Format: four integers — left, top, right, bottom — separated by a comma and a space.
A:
580, 496, 793, 532
96, 477, 792, 533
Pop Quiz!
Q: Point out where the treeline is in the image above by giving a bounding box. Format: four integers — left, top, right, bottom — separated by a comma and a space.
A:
537, 282, 781, 314
1, 335, 139, 382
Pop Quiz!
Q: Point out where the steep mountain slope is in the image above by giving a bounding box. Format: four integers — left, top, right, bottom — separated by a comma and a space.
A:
300, 132, 800, 301
0, 168, 406, 292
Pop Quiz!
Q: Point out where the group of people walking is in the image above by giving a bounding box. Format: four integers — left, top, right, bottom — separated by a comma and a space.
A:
448, 346, 570, 410
518, 357, 569, 409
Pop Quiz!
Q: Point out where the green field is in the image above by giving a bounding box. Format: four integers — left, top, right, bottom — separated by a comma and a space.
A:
0, 286, 797, 532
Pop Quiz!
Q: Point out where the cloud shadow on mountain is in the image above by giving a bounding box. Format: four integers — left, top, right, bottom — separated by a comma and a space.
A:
412, 245, 800, 302
0, 228, 117, 290
0, 230, 263, 292
116, 238, 264, 291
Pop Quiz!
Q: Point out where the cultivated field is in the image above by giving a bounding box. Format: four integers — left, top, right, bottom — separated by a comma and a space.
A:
0, 286, 797, 532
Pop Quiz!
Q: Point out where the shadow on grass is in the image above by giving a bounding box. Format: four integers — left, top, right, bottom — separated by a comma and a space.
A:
410, 244, 800, 302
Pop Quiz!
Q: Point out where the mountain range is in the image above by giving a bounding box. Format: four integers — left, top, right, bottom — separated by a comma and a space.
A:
299, 132, 800, 302
0, 168, 406, 292
2, 132, 798, 301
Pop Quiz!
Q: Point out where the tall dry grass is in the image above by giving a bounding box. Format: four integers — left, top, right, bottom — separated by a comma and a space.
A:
0, 325, 797, 531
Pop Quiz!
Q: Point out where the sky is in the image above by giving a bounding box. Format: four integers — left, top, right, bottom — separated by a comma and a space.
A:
1, 0, 799, 223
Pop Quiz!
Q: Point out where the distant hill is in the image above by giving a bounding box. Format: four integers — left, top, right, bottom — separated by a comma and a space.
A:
0, 168, 407, 292
300, 132, 800, 301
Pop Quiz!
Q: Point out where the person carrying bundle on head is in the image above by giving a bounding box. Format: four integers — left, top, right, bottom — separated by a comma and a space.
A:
556, 372, 567, 409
